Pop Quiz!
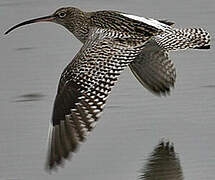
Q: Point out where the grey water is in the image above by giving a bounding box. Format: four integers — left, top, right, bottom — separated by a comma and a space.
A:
0, 0, 215, 179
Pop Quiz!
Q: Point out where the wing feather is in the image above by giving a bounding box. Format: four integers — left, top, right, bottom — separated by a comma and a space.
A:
129, 39, 176, 96
46, 28, 147, 170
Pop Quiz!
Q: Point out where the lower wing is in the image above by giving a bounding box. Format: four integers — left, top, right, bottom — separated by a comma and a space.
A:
129, 39, 176, 96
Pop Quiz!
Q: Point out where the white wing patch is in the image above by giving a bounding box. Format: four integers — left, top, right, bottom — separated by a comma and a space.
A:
120, 13, 170, 31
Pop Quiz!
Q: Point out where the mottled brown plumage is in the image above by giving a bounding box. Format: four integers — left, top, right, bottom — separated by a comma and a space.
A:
48, 27, 148, 170
5, 6, 210, 171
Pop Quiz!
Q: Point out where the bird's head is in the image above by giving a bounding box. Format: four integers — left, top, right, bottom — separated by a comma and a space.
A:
5, 7, 87, 35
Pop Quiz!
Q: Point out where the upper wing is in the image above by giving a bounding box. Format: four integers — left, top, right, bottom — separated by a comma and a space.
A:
46, 28, 148, 170
129, 39, 176, 96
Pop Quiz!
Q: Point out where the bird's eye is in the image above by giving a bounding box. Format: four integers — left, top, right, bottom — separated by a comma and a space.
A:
58, 12, 66, 18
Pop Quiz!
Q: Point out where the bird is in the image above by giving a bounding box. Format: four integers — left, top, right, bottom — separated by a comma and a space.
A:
139, 140, 184, 180
5, 7, 210, 171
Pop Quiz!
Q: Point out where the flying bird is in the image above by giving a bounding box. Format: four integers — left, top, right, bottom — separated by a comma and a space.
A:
5, 7, 210, 170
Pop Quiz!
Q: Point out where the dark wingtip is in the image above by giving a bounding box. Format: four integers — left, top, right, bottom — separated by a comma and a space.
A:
194, 45, 210, 49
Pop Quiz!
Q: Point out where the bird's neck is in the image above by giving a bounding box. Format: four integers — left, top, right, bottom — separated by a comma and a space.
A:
72, 27, 89, 43
65, 12, 91, 43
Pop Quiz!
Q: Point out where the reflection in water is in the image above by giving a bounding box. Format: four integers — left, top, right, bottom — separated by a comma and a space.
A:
202, 85, 215, 88
15, 47, 35, 51
14, 93, 45, 102
139, 140, 184, 180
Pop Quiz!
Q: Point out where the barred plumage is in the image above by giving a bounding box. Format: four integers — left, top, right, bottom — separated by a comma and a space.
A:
48, 28, 148, 169
154, 27, 210, 51
5, 6, 210, 171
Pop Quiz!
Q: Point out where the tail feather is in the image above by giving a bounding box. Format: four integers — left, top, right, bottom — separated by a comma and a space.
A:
155, 28, 210, 51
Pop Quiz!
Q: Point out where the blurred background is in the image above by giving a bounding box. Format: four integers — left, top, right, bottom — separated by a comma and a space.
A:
0, 0, 214, 179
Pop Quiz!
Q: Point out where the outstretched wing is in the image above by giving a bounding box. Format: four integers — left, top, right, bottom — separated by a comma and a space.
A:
46, 28, 148, 170
129, 39, 176, 96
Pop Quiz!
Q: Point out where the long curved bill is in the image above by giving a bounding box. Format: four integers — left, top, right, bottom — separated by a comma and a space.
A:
4, 15, 55, 35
